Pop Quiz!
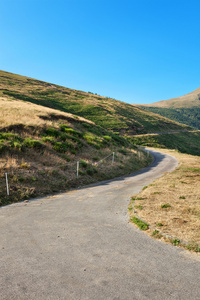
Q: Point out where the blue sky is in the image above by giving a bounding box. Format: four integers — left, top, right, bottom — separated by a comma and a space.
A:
0, 0, 200, 104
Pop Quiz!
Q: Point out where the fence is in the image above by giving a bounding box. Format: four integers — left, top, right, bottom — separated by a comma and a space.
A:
1, 147, 150, 197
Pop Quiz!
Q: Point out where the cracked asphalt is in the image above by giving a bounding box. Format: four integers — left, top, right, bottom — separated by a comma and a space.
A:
0, 149, 200, 300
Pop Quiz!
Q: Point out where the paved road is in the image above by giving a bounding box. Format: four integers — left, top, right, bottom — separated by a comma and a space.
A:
0, 149, 200, 300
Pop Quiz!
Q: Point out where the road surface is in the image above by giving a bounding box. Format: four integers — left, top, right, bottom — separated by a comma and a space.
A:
0, 149, 200, 300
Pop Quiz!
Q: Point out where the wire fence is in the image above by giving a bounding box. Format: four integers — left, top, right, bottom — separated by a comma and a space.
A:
1, 147, 150, 196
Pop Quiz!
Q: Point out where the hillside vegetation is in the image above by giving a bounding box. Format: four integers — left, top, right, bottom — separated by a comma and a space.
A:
0, 92, 151, 206
141, 106, 200, 130
0, 70, 191, 135
130, 131, 200, 156
138, 87, 200, 129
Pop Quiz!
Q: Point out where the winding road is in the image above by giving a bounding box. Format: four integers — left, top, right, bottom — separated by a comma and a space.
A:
0, 149, 200, 300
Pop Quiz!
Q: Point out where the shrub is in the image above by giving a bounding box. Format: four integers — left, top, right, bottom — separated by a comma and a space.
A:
53, 142, 68, 153
23, 138, 43, 149
42, 136, 56, 144
60, 124, 69, 131
80, 160, 88, 168
103, 135, 112, 142
87, 167, 98, 176
119, 149, 127, 155
45, 127, 60, 137
64, 128, 83, 137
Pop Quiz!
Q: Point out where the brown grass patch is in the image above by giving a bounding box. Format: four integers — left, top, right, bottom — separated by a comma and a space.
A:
129, 148, 200, 252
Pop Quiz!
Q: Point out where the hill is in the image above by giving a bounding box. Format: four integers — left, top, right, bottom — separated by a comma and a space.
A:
0, 70, 191, 135
0, 77, 152, 206
144, 87, 200, 108
137, 88, 200, 129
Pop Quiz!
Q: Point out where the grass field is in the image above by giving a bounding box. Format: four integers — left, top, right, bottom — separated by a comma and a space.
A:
129, 148, 200, 253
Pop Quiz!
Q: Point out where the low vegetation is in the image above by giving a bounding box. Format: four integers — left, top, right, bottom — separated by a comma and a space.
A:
142, 106, 200, 130
129, 148, 200, 252
0, 96, 152, 206
0, 70, 191, 135
130, 131, 200, 156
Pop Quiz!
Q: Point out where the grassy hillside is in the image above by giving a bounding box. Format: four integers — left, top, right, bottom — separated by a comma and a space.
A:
0, 95, 152, 206
138, 87, 200, 129
141, 106, 200, 130
130, 131, 200, 156
0, 70, 191, 134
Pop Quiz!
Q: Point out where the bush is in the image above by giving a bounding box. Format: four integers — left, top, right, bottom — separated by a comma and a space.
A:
87, 167, 98, 176
53, 142, 68, 153
45, 127, 60, 137
64, 128, 83, 137
23, 138, 43, 149
42, 136, 56, 144
80, 160, 88, 168
103, 135, 112, 142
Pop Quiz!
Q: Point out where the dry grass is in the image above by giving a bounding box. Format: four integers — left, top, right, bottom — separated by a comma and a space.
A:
129, 148, 200, 251
0, 97, 93, 129
0, 92, 152, 206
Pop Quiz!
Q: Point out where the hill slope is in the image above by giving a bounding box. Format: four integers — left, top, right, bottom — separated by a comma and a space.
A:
0, 70, 191, 134
137, 88, 200, 129
0, 95, 152, 206
144, 87, 200, 108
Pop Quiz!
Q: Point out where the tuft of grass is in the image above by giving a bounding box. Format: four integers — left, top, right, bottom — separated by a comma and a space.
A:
161, 203, 171, 208
130, 217, 149, 230
186, 243, 200, 252
142, 186, 148, 191
171, 239, 181, 246
152, 230, 159, 236
156, 223, 164, 227
134, 205, 143, 210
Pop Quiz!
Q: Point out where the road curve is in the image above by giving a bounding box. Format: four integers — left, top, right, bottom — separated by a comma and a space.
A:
0, 149, 200, 300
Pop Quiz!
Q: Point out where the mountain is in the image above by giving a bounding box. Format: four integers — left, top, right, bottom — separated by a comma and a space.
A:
0, 70, 191, 135
136, 88, 200, 129
144, 87, 200, 108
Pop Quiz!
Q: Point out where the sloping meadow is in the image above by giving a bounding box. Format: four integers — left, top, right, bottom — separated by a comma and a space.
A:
0, 98, 152, 206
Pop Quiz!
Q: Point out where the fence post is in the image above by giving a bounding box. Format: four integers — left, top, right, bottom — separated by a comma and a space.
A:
138, 151, 141, 160
112, 152, 115, 164
5, 173, 9, 196
77, 161, 79, 178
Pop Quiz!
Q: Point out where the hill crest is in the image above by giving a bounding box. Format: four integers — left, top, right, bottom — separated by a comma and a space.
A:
141, 87, 200, 108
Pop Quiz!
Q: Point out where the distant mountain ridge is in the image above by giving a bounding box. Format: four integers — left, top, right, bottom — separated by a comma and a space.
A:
136, 87, 200, 129
144, 87, 200, 108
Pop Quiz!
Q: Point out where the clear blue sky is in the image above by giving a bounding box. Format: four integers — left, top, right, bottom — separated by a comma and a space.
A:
1, 0, 200, 104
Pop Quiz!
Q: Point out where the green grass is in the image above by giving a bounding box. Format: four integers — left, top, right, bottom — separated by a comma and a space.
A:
130, 216, 149, 230
141, 106, 200, 130
161, 203, 171, 208
130, 131, 200, 156
0, 70, 191, 135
